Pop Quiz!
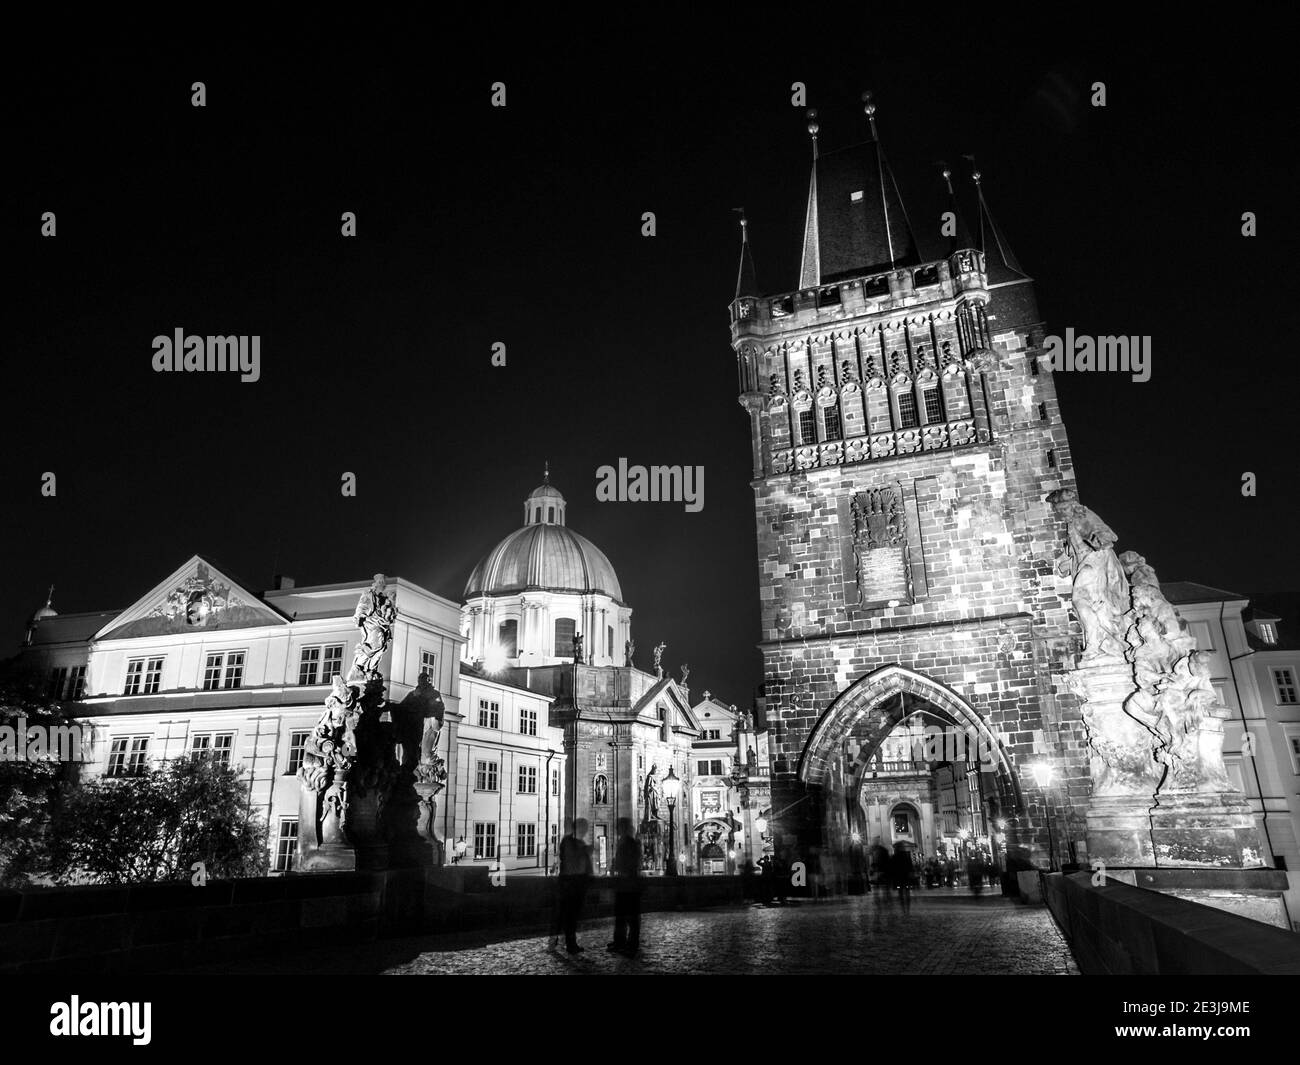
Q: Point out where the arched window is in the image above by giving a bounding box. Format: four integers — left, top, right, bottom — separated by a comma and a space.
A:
896, 391, 919, 429
920, 387, 943, 424
497, 619, 518, 657
607, 625, 614, 659
797, 408, 816, 444
534, 506, 542, 523
823, 402, 842, 440
554, 618, 576, 657
547, 506, 555, 523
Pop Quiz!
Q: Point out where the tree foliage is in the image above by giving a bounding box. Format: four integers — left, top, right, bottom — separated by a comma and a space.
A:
0, 663, 82, 887
47, 755, 269, 885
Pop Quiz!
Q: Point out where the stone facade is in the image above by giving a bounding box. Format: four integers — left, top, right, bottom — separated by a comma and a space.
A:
730, 158, 1089, 867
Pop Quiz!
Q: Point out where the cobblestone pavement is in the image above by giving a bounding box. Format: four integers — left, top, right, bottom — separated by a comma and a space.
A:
185, 891, 1078, 975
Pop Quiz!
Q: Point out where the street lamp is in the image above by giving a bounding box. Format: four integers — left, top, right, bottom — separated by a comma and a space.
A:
755, 815, 768, 835
1029, 762, 1058, 872
663, 766, 681, 876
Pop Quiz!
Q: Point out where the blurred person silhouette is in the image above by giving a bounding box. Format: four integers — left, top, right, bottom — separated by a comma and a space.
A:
607, 817, 642, 956
555, 817, 592, 953
966, 852, 985, 896
889, 842, 914, 916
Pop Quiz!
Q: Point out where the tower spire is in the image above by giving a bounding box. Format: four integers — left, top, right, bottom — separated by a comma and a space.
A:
862, 91, 916, 270
798, 108, 822, 289
733, 207, 759, 299
965, 156, 1027, 278
938, 160, 975, 254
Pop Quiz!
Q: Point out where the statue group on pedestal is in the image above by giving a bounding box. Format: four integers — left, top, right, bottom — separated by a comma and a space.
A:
297, 573, 447, 870
1047, 490, 1235, 799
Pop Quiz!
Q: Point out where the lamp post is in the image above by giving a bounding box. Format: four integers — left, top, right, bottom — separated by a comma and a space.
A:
1029, 762, 1058, 872
663, 766, 681, 876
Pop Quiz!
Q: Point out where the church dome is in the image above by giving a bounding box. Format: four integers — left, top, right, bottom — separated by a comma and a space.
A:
465, 524, 623, 600
465, 478, 623, 600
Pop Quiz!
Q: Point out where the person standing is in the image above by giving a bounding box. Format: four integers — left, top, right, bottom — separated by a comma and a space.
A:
556, 818, 593, 953
607, 817, 642, 957
889, 843, 914, 916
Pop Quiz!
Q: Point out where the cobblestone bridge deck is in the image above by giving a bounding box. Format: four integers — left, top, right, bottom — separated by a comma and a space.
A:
185, 891, 1079, 976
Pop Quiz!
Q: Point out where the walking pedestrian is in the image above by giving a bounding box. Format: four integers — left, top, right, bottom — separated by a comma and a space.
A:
607, 817, 642, 957
555, 817, 592, 953
890, 842, 914, 916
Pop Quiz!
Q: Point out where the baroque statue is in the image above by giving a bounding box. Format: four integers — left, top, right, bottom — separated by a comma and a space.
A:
1047, 489, 1129, 662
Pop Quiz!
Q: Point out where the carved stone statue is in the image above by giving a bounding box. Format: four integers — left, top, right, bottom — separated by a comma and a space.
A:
350, 573, 397, 681
1047, 489, 1129, 662
625, 639, 635, 667
643, 763, 662, 821
572, 631, 584, 664
747, 745, 757, 770
299, 676, 361, 846
653, 641, 667, 677
679, 662, 690, 686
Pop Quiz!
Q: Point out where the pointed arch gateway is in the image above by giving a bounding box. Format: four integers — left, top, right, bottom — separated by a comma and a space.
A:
797, 664, 1026, 817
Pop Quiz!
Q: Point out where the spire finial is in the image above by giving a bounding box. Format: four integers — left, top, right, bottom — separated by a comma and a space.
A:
732, 206, 748, 239
806, 107, 819, 161
938, 161, 955, 195
543, 461, 549, 485
964, 153, 981, 186
862, 91, 879, 142
46, 584, 54, 607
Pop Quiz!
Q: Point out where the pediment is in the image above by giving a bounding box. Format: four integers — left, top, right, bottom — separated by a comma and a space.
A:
94, 555, 288, 640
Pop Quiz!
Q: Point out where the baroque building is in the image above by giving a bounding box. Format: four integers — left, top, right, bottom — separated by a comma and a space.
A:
460, 475, 701, 874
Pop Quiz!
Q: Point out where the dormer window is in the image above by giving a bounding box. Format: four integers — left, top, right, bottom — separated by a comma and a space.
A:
1258, 622, 1277, 644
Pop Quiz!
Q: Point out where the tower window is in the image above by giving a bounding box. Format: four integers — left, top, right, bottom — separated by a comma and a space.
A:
921, 388, 943, 424
547, 506, 555, 523
798, 409, 816, 444
1039, 402, 1048, 422
1047, 449, 1057, 468
498, 619, 518, 657
897, 392, 919, 429
823, 403, 842, 441
607, 624, 614, 658
554, 618, 576, 657
1030, 356, 1040, 376
534, 507, 542, 523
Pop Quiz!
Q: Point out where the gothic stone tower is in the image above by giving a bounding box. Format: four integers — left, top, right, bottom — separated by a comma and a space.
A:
730, 103, 1087, 869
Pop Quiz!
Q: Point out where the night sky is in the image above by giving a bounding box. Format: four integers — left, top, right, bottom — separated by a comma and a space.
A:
6, 15, 1296, 707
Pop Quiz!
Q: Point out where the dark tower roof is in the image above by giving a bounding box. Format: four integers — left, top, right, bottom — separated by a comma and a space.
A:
799, 140, 918, 289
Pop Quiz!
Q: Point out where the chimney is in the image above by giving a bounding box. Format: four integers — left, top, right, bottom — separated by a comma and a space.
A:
273, 575, 295, 590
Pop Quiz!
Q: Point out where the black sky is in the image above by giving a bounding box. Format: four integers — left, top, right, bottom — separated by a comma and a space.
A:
6, 14, 1297, 706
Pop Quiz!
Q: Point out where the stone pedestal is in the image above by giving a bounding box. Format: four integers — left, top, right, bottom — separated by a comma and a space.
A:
1150, 791, 1265, 868
1066, 660, 1162, 866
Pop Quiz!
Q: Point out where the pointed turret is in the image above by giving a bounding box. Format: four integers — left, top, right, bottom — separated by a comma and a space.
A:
966, 157, 1028, 283
733, 209, 760, 299
939, 162, 977, 255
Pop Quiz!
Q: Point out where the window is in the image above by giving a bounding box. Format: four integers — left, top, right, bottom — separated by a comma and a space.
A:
705, 729, 721, 741
520, 707, 537, 736
798, 408, 816, 444
498, 619, 518, 657
48, 665, 87, 701
550, 823, 558, 856
922, 388, 943, 424
287, 730, 310, 775
607, 625, 614, 658
1258, 623, 1277, 645
551, 767, 560, 795
298, 647, 321, 685
124, 657, 164, 696
1047, 449, 1057, 468
275, 819, 298, 873
1274, 669, 1298, 705
823, 403, 842, 440
322, 644, 344, 680
203, 651, 245, 691
191, 732, 235, 765
554, 618, 576, 657
474, 822, 497, 859
896, 391, 919, 429
1038, 401, 1048, 422
107, 736, 150, 777
547, 506, 555, 523
517, 823, 537, 858
518, 764, 538, 794
658, 707, 668, 743
475, 760, 499, 792
420, 649, 437, 685
299, 645, 344, 686
534, 507, 542, 523
1288, 733, 1300, 774
478, 699, 499, 729
710, 759, 724, 775
697, 760, 709, 776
